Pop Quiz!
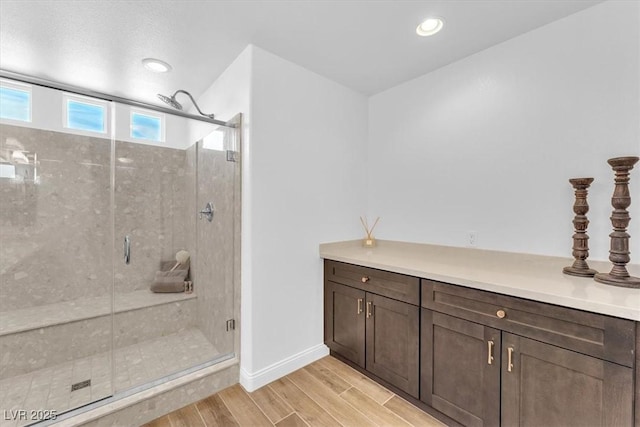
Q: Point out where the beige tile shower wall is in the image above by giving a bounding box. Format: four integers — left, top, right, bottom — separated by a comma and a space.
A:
114, 141, 190, 295
0, 316, 112, 380
0, 299, 197, 380
0, 125, 112, 312
195, 145, 236, 352
112, 299, 197, 348
0, 125, 194, 311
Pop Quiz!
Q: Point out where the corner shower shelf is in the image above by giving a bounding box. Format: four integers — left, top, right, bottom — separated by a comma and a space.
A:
0, 290, 197, 336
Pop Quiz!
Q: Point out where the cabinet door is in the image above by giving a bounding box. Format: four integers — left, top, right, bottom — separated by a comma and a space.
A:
421, 310, 500, 427
501, 333, 633, 427
324, 281, 366, 367
365, 293, 419, 397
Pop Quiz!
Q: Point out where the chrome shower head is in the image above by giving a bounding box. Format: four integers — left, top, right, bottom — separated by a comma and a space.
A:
157, 93, 182, 110
156, 90, 215, 119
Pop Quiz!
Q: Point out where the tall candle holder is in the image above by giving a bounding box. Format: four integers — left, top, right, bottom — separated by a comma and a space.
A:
563, 178, 597, 277
594, 156, 640, 288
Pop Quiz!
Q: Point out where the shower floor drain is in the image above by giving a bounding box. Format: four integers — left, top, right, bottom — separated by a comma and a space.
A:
71, 379, 91, 392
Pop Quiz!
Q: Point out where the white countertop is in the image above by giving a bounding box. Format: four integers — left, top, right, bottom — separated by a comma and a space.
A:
319, 240, 640, 321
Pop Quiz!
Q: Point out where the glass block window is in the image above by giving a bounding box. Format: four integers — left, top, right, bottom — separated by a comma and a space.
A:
65, 97, 106, 133
0, 82, 31, 122
131, 111, 163, 142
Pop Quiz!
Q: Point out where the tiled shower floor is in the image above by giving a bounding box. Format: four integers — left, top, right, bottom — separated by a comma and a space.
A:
0, 328, 218, 427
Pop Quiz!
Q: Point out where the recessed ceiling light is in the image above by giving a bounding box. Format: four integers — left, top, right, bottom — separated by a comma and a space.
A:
416, 18, 444, 37
142, 58, 172, 73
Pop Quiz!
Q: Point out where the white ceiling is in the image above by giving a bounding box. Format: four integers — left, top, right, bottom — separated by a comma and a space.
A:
0, 0, 602, 107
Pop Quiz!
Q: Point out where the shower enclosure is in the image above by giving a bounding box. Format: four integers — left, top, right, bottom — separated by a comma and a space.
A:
0, 77, 240, 426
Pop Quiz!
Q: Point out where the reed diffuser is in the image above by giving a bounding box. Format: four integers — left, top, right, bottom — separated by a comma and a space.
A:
360, 216, 380, 247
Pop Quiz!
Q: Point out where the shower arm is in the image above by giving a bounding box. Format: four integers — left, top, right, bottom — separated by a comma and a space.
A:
173, 90, 215, 119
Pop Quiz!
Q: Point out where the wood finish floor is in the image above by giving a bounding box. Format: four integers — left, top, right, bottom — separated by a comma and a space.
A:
143, 356, 444, 427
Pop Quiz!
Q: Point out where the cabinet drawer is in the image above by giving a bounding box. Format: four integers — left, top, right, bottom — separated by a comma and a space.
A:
325, 260, 420, 305
422, 280, 635, 367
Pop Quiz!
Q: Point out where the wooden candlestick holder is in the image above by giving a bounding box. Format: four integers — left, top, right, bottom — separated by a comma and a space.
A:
563, 177, 597, 277
594, 156, 640, 288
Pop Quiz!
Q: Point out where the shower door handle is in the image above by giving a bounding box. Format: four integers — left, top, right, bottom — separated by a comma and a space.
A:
199, 202, 214, 222
124, 235, 131, 265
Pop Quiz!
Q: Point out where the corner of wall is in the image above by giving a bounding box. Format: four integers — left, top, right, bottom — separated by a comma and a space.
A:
239, 344, 329, 392
240, 42, 254, 378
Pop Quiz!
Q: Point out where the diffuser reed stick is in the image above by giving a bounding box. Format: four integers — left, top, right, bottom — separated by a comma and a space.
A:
360, 216, 380, 247
360, 216, 369, 237
369, 217, 380, 237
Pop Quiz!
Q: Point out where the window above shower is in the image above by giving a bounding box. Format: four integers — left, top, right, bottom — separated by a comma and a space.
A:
131, 109, 164, 142
0, 79, 31, 122
0, 77, 187, 149
64, 95, 108, 133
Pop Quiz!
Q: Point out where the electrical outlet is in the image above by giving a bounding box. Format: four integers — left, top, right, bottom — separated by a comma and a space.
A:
467, 231, 478, 247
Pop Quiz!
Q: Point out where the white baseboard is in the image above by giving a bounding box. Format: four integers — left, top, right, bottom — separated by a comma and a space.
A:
240, 344, 329, 392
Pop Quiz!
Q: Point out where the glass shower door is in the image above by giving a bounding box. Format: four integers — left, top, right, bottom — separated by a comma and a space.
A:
112, 114, 199, 393
111, 110, 239, 394
0, 87, 114, 425
194, 121, 240, 358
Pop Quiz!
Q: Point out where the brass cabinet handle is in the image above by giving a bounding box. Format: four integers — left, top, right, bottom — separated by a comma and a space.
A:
496, 309, 506, 319
487, 340, 494, 365
366, 301, 373, 318
357, 298, 363, 314
507, 347, 514, 372
361, 276, 370, 283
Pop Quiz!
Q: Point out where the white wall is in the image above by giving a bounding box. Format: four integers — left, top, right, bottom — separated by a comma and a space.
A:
195, 0, 639, 391
368, 0, 640, 261
243, 47, 367, 388
188, 46, 253, 146
195, 45, 368, 389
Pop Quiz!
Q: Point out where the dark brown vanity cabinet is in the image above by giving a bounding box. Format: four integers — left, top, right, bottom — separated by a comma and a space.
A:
324, 260, 638, 426
422, 279, 636, 427
501, 333, 633, 427
324, 281, 366, 367
366, 292, 419, 397
421, 310, 501, 427
324, 261, 420, 397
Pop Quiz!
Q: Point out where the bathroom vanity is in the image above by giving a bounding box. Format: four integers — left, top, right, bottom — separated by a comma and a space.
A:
321, 240, 640, 427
